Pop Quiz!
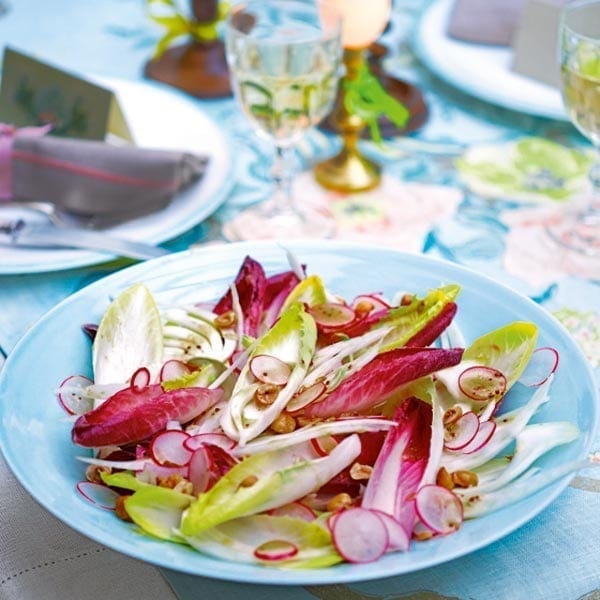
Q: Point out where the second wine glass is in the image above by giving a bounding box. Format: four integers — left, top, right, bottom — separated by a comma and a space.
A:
223, 0, 342, 241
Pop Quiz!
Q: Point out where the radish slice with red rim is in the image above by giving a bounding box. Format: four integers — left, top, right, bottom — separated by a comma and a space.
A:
370, 510, 410, 552
444, 411, 480, 451
459, 419, 496, 454
415, 485, 463, 535
249, 355, 291, 386
76, 481, 119, 510
254, 540, 299, 561
287, 382, 326, 413
160, 359, 192, 382
150, 430, 192, 466
57, 375, 93, 415
188, 447, 211, 494
184, 433, 235, 451
268, 502, 317, 521
309, 303, 356, 327
331, 507, 389, 563
310, 435, 339, 457
352, 294, 390, 313
519, 347, 559, 387
458, 365, 506, 402
130, 367, 151, 392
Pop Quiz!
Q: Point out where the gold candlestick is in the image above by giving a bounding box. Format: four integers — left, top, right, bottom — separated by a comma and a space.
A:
314, 48, 381, 193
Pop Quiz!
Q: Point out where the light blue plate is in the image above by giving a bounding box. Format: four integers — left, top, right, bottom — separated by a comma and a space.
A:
0, 241, 597, 584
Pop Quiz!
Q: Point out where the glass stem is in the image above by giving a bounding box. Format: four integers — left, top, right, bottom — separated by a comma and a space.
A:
271, 144, 295, 214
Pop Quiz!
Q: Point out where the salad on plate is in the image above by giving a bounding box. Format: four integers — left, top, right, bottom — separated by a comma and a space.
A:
59, 253, 587, 568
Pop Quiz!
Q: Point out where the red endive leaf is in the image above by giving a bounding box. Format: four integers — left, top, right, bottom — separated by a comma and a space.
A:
304, 347, 463, 418
405, 302, 458, 348
72, 385, 223, 447
213, 256, 267, 337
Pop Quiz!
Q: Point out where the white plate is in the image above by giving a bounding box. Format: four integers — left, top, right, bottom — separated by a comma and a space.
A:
0, 78, 234, 274
413, 0, 566, 120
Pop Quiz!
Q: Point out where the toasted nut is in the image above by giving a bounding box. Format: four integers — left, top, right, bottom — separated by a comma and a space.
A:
326, 492, 353, 512
443, 406, 463, 426
115, 495, 132, 522
451, 470, 479, 488
270, 413, 296, 434
85, 464, 111, 484
240, 475, 259, 488
330, 332, 350, 342
400, 293, 413, 306
255, 382, 280, 406
354, 300, 374, 315
157, 474, 186, 489
436, 466, 455, 490
350, 463, 373, 480
214, 310, 236, 328
413, 529, 433, 541
174, 480, 194, 495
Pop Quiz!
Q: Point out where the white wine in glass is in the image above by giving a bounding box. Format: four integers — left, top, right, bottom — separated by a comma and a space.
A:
547, 0, 600, 255
223, 0, 342, 241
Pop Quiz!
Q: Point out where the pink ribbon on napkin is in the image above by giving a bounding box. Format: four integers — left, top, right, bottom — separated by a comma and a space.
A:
0, 123, 52, 200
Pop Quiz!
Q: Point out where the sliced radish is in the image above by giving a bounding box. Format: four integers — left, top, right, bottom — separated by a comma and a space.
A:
130, 367, 151, 392
309, 303, 356, 327
188, 447, 211, 495
268, 502, 317, 521
331, 508, 389, 563
519, 347, 559, 387
160, 359, 192, 382
310, 435, 340, 457
286, 382, 327, 413
459, 419, 496, 454
76, 481, 119, 510
443, 411, 480, 451
150, 430, 192, 466
458, 365, 506, 402
254, 539, 299, 561
184, 433, 235, 451
371, 510, 410, 552
138, 461, 188, 482
249, 355, 291, 386
352, 294, 390, 313
415, 485, 463, 535
57, 375, 94, 415
166, 420, 183, 430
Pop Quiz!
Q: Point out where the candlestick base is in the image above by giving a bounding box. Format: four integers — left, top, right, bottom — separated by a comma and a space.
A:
314, 147, 381, 193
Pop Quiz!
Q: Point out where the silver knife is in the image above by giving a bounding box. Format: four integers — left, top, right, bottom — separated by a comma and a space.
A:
0, 219, 170, 260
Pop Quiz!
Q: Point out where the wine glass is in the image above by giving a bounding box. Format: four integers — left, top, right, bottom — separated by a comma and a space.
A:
223, 0, 342, 241
547, 0, 600, 255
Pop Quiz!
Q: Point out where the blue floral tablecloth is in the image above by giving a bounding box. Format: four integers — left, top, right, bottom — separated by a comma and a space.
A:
0, 1, 599, 599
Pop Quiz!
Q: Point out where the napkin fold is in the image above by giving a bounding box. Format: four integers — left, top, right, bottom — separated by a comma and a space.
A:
447, 0, 527, 46
0, 124, 209, 221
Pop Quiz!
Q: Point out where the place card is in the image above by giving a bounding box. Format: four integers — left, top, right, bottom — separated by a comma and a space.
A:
0, 47, 133, 142
511, 0, 569, 88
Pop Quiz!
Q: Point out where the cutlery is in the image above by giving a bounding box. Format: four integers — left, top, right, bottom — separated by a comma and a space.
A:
0, 219, 170, 260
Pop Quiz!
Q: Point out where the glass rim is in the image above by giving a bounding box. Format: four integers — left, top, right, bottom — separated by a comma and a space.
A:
561, 0, 600, 44
226, 0, 342, 42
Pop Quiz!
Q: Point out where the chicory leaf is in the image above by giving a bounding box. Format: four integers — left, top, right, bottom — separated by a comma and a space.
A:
92, 283, 163, 385
180, 434, 361, 535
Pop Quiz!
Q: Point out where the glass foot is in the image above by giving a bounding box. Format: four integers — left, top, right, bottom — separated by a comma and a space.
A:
546, 212, 600, 256
222, 198, 335, 242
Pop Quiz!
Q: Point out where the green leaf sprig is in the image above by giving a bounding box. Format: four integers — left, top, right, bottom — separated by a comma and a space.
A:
343, 63, 410, 144
147, 0, 230, 59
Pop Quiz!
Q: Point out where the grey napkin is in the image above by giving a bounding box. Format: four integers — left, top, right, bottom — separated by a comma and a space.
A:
447, 0, 527, 46
11, 134, 209, 221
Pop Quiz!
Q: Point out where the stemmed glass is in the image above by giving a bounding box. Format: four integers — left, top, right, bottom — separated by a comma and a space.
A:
547, 0, 600, 255
222, 0, 342, 241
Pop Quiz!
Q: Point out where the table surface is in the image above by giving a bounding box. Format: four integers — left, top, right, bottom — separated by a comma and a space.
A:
0, 1, 599, 599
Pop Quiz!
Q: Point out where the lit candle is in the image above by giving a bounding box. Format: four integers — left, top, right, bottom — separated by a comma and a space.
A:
329, 0, 391, 49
